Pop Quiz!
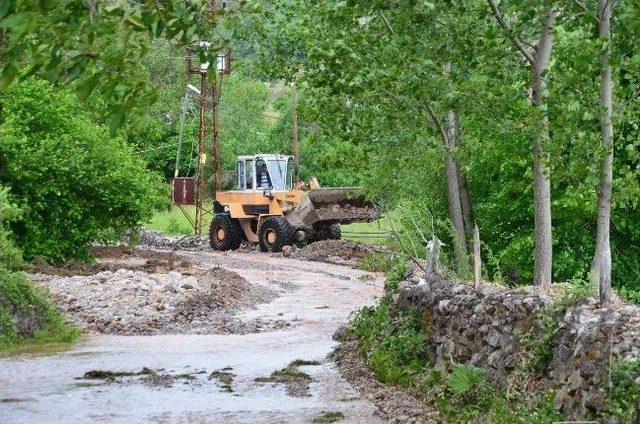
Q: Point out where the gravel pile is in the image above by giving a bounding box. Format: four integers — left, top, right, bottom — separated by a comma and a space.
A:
288, 240, 381, 267
138, 228, 207, 250
32, 267, 282, 335
315, 204, 378, 222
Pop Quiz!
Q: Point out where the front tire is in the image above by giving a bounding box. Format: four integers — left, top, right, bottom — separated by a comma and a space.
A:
259, 216, 294, 252
209, 214, 243, 251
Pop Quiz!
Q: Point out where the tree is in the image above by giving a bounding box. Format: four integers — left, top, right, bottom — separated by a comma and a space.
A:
487, 1, 558, 286
593, 0, 615, 305
0, 0, 236, 128
0, 79, 166, 261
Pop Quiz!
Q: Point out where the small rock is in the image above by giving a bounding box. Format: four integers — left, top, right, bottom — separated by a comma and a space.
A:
282, 245, 293, 257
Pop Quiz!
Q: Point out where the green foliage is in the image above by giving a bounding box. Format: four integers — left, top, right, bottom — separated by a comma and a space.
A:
359, 252, 401, 274
0, 185, 23, 270
602, 359, 640, 423
0, 0, 237, 128
351, 299, 428, 387
0, 79, 167, 262
0, 266, 79, 349
446, 364, 484, 396
237, 0, 640, 300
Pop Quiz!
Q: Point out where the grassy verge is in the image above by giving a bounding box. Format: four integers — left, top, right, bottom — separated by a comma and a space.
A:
0, 266, 79, 351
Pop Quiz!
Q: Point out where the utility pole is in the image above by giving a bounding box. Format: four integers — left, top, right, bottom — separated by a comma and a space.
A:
172, 0, 231, 236
183, 47, 230, 236
291, 83, 300, 182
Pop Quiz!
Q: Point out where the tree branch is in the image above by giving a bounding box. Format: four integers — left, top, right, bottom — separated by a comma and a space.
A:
424, 101, 449, 146
486, 0, 535, 66
378, 11, 394, 35
571, 0, 590, 13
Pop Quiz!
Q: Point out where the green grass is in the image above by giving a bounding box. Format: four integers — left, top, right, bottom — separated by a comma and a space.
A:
340, 218, 391, 245
146, 205, 212, 236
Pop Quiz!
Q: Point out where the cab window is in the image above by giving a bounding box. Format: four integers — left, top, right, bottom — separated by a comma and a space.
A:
237, 160, 245, 189
245, 159, 254, 189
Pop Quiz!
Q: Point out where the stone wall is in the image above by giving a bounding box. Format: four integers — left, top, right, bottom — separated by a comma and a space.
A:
393, 275, 640, 419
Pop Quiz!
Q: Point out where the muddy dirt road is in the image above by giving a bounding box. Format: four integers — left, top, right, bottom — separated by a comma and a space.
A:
0, 249, 384, 424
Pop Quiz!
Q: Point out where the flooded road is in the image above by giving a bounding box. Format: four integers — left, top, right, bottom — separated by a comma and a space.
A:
0, 251, 384, 423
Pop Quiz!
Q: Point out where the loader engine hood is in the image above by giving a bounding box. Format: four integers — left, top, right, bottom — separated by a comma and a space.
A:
285, 187, 378, 231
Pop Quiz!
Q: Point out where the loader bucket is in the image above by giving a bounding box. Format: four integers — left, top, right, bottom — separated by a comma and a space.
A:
285, 187, 378, 231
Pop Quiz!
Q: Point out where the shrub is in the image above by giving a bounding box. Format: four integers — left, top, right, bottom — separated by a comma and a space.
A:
0, 79, 168, 262
0, 185, 23, 270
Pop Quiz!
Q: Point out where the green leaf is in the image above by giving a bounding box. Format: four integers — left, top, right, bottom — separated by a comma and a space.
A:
446, 364, 484, 396
0, 0, 12, 20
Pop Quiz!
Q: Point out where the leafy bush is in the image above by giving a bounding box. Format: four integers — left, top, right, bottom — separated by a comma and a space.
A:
0, 186, 23, 270
0, 79, 167, 262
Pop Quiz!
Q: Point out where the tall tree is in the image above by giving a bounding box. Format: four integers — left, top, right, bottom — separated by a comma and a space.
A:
593, 0, 615, 305
487, 1, 558, 286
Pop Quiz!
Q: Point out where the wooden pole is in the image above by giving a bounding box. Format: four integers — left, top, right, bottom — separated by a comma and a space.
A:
473, 224, 481, 288
291, 83, 300, 182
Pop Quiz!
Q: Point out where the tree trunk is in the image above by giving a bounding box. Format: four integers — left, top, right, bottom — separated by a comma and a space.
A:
445, 110, 468, 256
593, 0, 614, 306
451, 113, 475, 233
530, 7, 557, 286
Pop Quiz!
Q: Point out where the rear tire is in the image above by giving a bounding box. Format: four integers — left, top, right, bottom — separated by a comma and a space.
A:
209, 214, 243, 251
259, 216, 294, 252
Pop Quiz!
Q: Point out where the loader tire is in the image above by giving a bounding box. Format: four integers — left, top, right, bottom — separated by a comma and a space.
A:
327, 223, 341, 240
259, 216, 294, 253
209, 214, 243, 251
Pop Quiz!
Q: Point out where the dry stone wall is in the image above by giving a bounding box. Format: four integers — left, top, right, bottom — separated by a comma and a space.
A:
393, 275, 640, 419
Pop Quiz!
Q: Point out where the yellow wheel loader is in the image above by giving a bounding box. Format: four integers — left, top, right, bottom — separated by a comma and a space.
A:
209, 154, 377, 252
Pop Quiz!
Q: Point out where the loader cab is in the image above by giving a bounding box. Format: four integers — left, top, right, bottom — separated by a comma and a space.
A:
236, 155, 294, 192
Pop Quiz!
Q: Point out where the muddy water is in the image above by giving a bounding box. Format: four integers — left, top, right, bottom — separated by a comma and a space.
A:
0, 252, 384, 424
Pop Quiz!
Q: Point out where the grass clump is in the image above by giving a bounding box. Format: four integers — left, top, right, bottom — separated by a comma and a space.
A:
147, 205, 205, 235
311, 411, 345, 423
0, 266, 79, 351
359, 252, 401, 273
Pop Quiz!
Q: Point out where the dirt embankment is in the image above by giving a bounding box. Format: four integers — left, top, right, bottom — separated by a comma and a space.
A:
30, 247, 286, 335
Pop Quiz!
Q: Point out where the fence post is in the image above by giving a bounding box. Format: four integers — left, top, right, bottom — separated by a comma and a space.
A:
473, 224, 481, 289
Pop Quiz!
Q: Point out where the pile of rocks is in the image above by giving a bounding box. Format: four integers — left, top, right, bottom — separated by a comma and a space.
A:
33, 267, 278, 335
289, 240, 381, 267
393, 275, 640, 419
138, 228, 207, 250
395, 276, 552, 385
550, 302, 640, 418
